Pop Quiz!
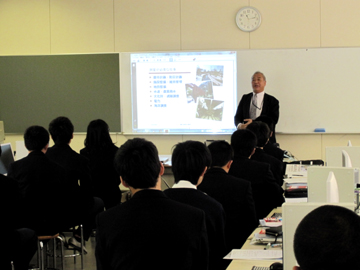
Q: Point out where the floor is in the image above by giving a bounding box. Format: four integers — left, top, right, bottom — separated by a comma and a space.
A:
29, 232, 97, 270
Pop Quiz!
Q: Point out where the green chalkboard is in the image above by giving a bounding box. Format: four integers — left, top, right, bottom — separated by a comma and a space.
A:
0, 54, 120, 133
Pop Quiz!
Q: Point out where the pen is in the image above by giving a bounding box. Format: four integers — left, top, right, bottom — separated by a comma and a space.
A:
264, 243, 282, 250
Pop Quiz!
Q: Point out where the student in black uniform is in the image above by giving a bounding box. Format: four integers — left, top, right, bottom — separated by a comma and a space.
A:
80, 119, 120, 209
96, 138, 209, 270
164, 140, 227, 270
229, 129, 284, 219
199, 140, 257, 254
46, 116, 104, 251
1, 146, 37, 270
247, 121, 284, 186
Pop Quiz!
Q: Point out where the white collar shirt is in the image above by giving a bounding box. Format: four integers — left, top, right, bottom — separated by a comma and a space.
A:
171, 180, 197, 189
251, 91, 265, 118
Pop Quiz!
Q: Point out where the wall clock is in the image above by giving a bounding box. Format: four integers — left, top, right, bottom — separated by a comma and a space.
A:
235, 6, 262, 32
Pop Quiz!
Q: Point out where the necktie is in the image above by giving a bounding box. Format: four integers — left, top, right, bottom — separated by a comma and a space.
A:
250, 94, 257, 119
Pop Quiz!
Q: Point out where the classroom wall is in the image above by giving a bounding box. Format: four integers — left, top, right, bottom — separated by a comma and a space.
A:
2, 0, 360, 160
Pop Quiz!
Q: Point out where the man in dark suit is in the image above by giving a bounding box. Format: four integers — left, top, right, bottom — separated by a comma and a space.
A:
234, 71, 279, 143
229, 129, 284, 219
247, 121, 284, 187
46, 116, 104, 251
198, 141, 258, 254
7, 125, 66, 235
96, 138, 209, 270
164, 140, 227, 270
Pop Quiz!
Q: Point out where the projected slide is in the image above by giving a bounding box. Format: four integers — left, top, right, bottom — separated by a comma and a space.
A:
130, 51, 237, 134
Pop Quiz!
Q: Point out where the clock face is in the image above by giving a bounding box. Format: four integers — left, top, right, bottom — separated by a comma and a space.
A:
236, 7, 261, 32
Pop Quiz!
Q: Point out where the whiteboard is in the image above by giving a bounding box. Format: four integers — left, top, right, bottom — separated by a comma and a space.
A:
236, 47, 360, 133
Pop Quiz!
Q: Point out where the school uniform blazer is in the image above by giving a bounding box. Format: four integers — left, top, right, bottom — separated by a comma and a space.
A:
96, 189, 209, 270
46, 143, 94, 209
229, 156, 284, 219
1, 174, 23, 233
80, 144, 121, 209
198, 167, 258, 252
7, 150, 65, 235
164, 186, 227, 270
234, 92, 279, 142
251, 148, 284, 187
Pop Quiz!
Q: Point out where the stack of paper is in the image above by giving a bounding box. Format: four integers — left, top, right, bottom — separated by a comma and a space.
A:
224, 249, 282, 260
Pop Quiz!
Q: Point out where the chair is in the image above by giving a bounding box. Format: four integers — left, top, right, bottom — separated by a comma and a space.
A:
62, 224, 85, 269
31, 225, 85, 270
28, 233, 64, 270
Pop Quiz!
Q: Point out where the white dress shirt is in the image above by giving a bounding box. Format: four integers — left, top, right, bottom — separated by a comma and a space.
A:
171, 180, 197, 189
250, 91, 265, 118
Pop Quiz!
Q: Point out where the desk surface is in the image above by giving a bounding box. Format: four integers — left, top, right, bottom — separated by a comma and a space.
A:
226, 208, 282, 270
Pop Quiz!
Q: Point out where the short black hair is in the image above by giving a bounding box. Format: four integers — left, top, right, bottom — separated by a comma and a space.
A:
24, 125, 49, 151
48, 116, 74, 144
171, 140, 211, 185
208, 140, 233, 167
114, 138, 161, 189
231, 129, 257, 157
255, 115, 274, 132
294, 205, 360, 270
247, 121, 270, 147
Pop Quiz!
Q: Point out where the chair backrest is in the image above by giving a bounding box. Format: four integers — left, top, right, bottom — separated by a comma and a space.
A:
0, 143, 15, 175
326, 146, 360, 167
307, 166, 358, 203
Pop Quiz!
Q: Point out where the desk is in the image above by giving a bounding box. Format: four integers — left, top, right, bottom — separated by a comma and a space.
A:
226, 208, 282, 270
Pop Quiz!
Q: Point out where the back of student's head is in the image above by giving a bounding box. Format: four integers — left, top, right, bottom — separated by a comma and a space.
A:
293, 205, 360, 270
255, 115, 274, 132
231, 129, 257, 157
84, 119, 113, 152
246, 121, 270, 147
172, 140, 211, 185
208, 140, 233, 167
24, 125, 49, 151
48, 116, 74, 144
114, 138, 161, 189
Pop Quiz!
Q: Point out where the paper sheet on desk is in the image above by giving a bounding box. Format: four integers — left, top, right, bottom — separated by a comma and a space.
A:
263, 221, 282, 227
285, 197, 308, 203
224, 249, 282, 260
285, 177, 307, 184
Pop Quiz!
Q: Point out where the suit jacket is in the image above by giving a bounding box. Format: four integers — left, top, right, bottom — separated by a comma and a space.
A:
96, 189, 209, 270
198, 168, 258, 252
0, 174, 37, 269
7, 150, 66, 235
164, 186, 227, 270
251, 148, 284, 187
229, 156, 284, 219
46, 143, 94, 210
0, 174, 22, 234
80, 144, 121, 209
234, 92, 279, 143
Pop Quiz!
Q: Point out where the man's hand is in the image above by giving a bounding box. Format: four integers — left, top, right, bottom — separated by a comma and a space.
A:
238, 119, 253, 129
